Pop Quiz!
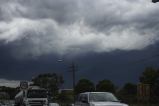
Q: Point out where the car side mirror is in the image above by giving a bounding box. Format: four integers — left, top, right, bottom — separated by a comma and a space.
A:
81, 99, 88, 103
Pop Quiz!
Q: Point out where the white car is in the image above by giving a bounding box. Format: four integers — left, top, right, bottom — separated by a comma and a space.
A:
75, 92, 128, 106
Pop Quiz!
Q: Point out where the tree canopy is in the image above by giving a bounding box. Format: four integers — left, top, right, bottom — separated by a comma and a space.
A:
96, 79, 116, 93
75, 79, 95, 94
32, 73, 64, 96
117, 83, 137, 103
139, 67, 159, 102
140, 67, 159, 86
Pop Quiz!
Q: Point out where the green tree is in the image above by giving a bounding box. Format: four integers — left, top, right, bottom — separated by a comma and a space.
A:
0, 86, 18, 99
75, 79, 95, 94
32, 73, 64, 97
140, 67, 159, 85
117, 83, 137, 103
139, 67, 159, 103
96, 80, 116, 93
58, 90, 74, 105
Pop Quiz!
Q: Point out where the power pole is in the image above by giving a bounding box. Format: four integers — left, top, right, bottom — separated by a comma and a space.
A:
69, 62, 77, 103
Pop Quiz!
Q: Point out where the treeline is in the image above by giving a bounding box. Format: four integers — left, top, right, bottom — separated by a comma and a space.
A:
0, 86, 19, 100
32, 67, 159, 104
73, 67, 159, 104
63, 79, 137, 104
0, 67, 159, 104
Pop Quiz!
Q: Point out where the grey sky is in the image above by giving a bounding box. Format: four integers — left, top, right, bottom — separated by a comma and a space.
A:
0, 0, 159, 58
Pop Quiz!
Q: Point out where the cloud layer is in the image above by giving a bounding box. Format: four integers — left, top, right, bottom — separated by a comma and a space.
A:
0, 0, 159, 57
0, 79, 20, 88
0, 79, 33, 88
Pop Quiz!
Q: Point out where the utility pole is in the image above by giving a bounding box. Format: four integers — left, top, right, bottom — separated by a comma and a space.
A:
69, 62, 77, 103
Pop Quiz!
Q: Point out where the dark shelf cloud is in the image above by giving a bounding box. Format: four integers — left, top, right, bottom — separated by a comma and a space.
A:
0, 0, 159, 87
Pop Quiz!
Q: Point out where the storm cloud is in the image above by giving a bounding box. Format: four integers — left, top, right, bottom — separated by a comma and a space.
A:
0, 0, 159, 58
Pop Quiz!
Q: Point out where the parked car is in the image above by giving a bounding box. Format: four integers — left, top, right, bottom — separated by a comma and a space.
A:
75, 92, 128, 106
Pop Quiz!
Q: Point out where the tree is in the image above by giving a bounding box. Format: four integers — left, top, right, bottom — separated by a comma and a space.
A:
121, 83, 137, 95
96, 80, 116, 93
58, 89, 74, 104
0, 86, 18, 99
140, 67, 159, 86
117, 83, 137, 103
139, 67, 159, 103
75, 79, 95, 94
32, 73, 64, 97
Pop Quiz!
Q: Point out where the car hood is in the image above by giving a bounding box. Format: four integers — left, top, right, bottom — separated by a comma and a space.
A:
90, 102, 128, 106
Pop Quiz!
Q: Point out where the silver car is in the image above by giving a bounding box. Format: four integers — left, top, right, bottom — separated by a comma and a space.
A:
75, 92, 128, 106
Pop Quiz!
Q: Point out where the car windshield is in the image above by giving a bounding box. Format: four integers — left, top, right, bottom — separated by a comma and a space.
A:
27, 90, 47, 98
89, 93, 119, 102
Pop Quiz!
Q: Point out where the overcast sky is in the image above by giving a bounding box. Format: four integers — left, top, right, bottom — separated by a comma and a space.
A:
0, 0, 159, 88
